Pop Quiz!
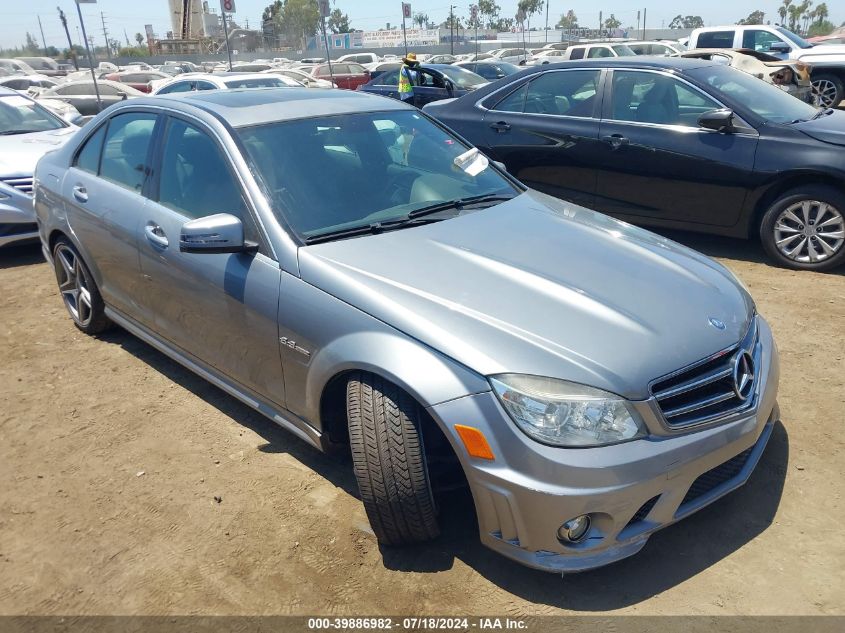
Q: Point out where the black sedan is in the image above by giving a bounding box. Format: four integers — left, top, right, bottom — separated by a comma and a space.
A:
358, 64, 487, 108
454, 61, 523, 81
424, 58, 845, 271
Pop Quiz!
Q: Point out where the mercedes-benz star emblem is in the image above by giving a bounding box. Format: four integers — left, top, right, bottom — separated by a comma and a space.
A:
731, 350, 755, 401
709, 317, 726, 330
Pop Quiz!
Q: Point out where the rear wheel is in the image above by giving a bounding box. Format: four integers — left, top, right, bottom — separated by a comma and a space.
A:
53, 238, 111, 334
347, 372, 440, 545
759, 185, 845, 271
811, 73, 844, 108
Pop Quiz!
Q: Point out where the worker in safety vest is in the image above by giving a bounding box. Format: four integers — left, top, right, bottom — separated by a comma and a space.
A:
398, 52, 420, 107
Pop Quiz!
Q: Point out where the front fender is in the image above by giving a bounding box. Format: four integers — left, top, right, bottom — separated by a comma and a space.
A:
278, 272, 490, 432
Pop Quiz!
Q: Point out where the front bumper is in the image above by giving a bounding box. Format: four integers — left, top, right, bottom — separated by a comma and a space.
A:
0, 179, 38, 247
428, 316, 780, 573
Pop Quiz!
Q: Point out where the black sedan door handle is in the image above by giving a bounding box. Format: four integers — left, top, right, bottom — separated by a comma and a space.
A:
601, 134, 630, 149
490, 121, 511, 133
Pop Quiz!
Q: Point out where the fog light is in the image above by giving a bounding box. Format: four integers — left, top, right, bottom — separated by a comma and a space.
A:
558, 515, 591, 543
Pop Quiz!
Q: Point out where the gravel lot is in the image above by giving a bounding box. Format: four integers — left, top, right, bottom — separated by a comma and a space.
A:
1, 232, 843, 616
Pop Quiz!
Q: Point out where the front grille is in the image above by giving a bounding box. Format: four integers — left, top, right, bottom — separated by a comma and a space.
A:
624, 495, 660, 529
681, 447, 753, 506
0, 176, 34, 196
651, 319, 758, 427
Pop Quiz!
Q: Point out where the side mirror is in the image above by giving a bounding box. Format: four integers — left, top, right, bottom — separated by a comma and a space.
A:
698, 108, 735, 133
117, 91, 127, 100
179, 213, 258, 254
444, 79, 455, 94
768, 41, 791, 53
493, 160, 508, 173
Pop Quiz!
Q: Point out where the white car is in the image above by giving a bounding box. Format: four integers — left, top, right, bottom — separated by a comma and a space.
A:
561, 42, 637, 60
490, 48, 531, 65
626, 40, 687, 56
0, 75, 58, 92
524, 49, 568, 66
0, 58, 38, 76
336, 52, 379, 65
152, 72, 299, 95
262, 68, 335, 88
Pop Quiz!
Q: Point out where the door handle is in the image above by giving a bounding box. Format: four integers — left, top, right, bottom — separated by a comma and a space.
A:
601, 134, 630, 149
144, 222, 169, 248
72, 184, 88, 203
490, 121, 511, 133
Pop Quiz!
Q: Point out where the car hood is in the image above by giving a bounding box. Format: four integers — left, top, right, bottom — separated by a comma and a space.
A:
0, 127, 76, 176
796, 44, 845, 59
299, 192, 754, 400
792, 109, 845, 146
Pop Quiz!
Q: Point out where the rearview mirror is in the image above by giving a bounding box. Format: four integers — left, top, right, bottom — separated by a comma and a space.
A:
179, 213, 258, 254
698, 108, 735, 133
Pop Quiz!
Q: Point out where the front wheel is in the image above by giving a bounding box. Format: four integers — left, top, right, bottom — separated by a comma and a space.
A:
811, 73, 844, 108
347, 372, 440, 545
759, 185, 845, 271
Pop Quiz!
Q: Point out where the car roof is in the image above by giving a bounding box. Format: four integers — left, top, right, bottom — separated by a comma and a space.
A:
136, 87, 411, 127
537, 57, 716, 71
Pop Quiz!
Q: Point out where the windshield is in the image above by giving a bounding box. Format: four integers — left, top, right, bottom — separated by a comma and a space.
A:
224, 77, 285, 89
0, 94, 65, 134
612, 45, 637, 56
687, 64, 817, 124
436, 65, 488, 88
776, 26, 813, 49
238, 110, 517, 241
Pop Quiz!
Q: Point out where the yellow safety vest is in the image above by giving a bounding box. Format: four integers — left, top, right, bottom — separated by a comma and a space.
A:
398, 64, 414, 96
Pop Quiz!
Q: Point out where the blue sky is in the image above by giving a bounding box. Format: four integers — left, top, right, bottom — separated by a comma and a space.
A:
2, 1, 842, 50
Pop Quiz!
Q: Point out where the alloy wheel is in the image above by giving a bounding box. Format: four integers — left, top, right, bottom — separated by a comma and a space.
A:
54, 244, 93, 327
773, 200, 845, 265
811, 79, 839, 108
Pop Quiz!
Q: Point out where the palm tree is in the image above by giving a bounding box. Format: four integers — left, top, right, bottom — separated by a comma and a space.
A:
778, 0, 792, 25
815, 2, 828, 24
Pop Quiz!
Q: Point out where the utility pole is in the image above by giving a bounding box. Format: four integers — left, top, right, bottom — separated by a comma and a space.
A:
599, 11, 603, 37
544, 0, 549, 43
37, 15, 48, 55
74, 0, 102, 112
642, 8, 647, 40
57, 7, 79, 70
76, 26, 82, 47
100, 11, 112, 61
123, 28, 130, 47
449, 5, 454, 55
221, 9, 233, 71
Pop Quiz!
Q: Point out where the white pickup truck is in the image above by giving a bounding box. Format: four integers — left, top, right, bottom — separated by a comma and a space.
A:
689, 25, 845, 107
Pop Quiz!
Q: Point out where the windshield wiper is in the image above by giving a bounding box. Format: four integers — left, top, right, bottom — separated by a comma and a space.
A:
811, 108, 834, 120
303, 215, 445, 245
407, 193, 516, 219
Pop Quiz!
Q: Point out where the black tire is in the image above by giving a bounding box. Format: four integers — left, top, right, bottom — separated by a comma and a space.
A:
347, 372, 440, 545
52, 237, 111, 334
812, 73, 844, 109
759, 185, 845, 272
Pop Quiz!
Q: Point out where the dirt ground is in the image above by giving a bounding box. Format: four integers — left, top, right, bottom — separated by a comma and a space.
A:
0, 231, 843, 617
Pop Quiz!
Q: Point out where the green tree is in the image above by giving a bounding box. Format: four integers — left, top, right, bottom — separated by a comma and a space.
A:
412, 12, 428, 29
669, 15, 704, 29
604, 14, 621, 30
272, 0, 320, 48
24, 32, 39, 53
478, 0, 500, 29
737, 10, 766, 25
814, 2, 828, 24
557, 10, 578, 29
327, 8, 350, 33
517, 0, 544, 31
134, 32, 145, 46
807, 19, 834, 36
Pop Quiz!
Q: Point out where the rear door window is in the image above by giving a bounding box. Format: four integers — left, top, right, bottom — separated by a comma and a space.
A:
697, 31, 735, 48
568, 47, 585, 60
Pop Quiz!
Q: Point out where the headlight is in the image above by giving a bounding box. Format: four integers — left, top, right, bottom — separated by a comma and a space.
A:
490, 374, 646, 447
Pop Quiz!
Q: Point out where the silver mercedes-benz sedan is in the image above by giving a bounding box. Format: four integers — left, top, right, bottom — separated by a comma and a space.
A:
34, 87, 780, 573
